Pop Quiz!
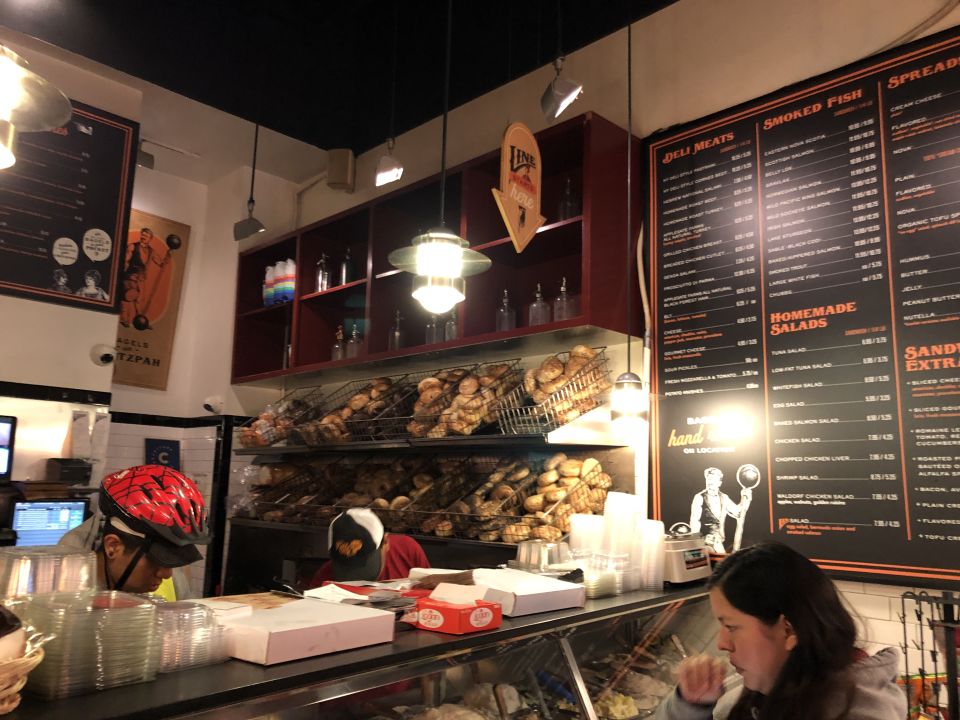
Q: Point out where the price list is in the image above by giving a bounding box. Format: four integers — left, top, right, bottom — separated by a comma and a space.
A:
650, 27, 960, 582
0, 100, 136, 312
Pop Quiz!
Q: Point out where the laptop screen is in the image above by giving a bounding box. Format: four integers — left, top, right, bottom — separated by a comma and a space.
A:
12, 500, 88, 546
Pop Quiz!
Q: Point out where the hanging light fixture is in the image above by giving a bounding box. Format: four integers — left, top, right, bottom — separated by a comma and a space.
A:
540, 3, 582, 122
388, 0, 490, 314
0, 44, 72, 170
233, 123, 266, 241
611, 21, 647, 436
376, 2, 404, 188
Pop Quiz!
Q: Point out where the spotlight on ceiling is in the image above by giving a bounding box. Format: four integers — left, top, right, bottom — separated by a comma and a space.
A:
136, 140, 155, 170
0, 44, 72, 170
375, 138, 403, 187
233, 123, 266, 242
540, 57, 582, 122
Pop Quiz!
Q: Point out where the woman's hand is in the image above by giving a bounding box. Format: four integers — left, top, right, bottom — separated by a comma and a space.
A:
676, 655, 726, 705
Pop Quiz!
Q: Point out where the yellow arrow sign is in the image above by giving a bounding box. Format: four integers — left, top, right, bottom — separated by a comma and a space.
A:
492, 122, 545, 253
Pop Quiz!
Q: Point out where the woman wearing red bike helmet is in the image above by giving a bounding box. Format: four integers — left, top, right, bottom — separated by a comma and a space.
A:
60, 465, 210, 597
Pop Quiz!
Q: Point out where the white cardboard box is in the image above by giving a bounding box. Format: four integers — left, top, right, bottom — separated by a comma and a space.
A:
222, 599, 395, 665
192, 599, 254, 621
472, 568, 585, 616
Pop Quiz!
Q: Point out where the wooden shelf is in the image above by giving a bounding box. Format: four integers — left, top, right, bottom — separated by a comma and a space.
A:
231, 112, 640, 384
237, 302, 292, 319
299, 278, 368, 302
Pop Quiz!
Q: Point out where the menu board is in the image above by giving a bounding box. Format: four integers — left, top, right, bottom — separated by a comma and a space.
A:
0, 99, 137, 313
649, 27, 960, 584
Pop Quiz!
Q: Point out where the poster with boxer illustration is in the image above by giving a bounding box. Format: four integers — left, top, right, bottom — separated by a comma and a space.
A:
112, 209, 190, 390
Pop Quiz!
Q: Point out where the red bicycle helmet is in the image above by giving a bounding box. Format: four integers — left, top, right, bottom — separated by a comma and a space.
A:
100, 465, 209, 547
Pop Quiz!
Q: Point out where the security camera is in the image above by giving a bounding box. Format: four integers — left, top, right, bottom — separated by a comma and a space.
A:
90, 344, 116, 366
202, 395, 224, 414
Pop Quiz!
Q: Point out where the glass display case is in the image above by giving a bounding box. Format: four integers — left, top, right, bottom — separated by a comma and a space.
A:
173, 591, 715, 720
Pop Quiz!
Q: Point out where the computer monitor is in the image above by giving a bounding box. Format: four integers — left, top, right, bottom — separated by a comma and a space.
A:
0, 416, 15, 484
11, 499, 89, 547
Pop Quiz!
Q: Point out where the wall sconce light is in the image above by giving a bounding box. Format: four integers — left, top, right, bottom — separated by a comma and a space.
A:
0, 44, 72, 170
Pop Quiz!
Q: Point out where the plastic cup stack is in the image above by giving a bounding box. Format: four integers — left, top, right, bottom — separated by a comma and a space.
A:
583, 552, 629, 599
0, 547, 95, 598
155, 601, 229, 673
627, 518, 665, 592
601, 491, 645, 557
12, 590, 159, 699
568, 514, 604, 560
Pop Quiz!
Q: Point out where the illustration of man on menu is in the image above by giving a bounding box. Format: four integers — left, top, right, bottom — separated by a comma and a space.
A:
689, 465, 759, 553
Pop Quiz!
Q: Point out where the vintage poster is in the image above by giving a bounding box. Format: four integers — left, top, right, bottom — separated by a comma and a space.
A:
648, 26, 960, 584
0, 99, 137, 312
112, 209, 190, 390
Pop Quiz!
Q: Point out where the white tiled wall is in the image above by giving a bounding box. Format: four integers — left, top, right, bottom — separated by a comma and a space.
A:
837, 579, 957, 705
104, 421, 221, 599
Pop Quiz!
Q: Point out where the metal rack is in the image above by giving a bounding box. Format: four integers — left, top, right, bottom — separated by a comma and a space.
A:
498, 347, 611, 435
899, 590, 959, 719
237, 384, 326, 448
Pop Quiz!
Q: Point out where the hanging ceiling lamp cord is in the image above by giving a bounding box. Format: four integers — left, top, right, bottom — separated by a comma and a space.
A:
388, 0, 399, 144
625, 20, 633, 375
248, 123, 259, 213
556, 0, 563, 60
439, 0, 452, 227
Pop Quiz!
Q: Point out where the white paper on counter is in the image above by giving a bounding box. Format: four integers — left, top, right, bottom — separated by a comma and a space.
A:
429, 583, 490, 604
407, 567, 463, 580
473, 567, 580, 592
303, 584, 370, 603
472, 567, 585, 616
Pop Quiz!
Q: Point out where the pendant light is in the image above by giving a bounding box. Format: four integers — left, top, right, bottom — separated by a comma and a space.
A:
540, 2, 582, 122
376, 2, 403, 187
233, 123, 266, 241
0, 44, 72, 170
388, 0, 490, 314
610, 21, 647, 435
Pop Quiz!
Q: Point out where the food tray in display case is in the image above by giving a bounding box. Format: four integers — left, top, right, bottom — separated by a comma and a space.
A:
237, 384, 326, 448
289, 373, 410, 444
497, 346, 611, 435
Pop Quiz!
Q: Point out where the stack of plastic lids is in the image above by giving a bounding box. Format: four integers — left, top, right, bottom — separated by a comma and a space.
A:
154, 601, 229, 673
11, 590, 158, 699
0, 547, 96, 598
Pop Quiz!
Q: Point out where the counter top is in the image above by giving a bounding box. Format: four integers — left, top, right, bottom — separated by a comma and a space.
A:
9, 585, 707, 720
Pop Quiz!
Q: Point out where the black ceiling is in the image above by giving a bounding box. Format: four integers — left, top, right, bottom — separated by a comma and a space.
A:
1, 0, 677, 155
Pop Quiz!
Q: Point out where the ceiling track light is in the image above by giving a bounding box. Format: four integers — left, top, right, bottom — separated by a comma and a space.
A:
233, 123, 266, 242
0, 44, 72, 170
540, 56, 582, 121
376, 137, 403, 187
611, 22, 648, 436
388, 0, 490, 314
376, 2, 404, 188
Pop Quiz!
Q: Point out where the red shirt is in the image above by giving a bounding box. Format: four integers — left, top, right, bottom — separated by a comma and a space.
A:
310, 535, 429, 586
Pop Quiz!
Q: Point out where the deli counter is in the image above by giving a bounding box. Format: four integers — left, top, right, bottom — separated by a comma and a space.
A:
8, 586, 714, 720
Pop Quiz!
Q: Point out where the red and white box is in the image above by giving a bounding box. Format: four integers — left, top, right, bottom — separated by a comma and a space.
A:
415, 584, 502, 634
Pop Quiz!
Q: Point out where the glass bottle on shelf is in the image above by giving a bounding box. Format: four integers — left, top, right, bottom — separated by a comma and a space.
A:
388, 310, 404, 351
553, 276, 580, 321
338, 247, 353, 286
425, 314, 441, 344
558, 175, 580, 220
444, 311, 459, 342
345, 322, 362, 359
315, 253, 330, 293
528, 283, 551, 326
330, 324, 345, 361
495, 289, 516, 332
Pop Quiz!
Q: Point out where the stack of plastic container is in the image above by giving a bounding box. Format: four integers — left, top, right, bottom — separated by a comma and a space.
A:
0, 547, 95, 597
627, 518, 666, 591
9, 590, 159, 699
155, 601, 229, 672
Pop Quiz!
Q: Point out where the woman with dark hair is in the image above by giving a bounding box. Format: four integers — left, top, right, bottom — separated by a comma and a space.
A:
657, 542, 906, 720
